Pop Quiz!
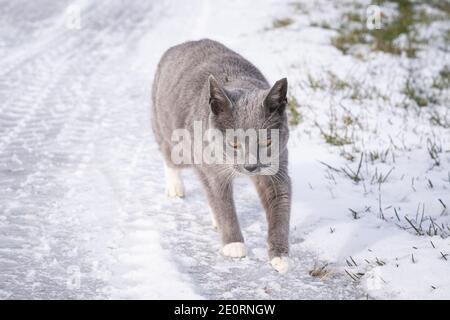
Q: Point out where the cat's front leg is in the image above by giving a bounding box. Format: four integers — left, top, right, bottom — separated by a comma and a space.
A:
195, 168, 246, 258
252, 172, 291, 273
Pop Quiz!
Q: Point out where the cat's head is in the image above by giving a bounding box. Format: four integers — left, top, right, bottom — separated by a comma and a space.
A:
207, 75, 289, 176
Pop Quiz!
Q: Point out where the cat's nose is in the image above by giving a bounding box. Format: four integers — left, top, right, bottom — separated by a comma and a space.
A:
244, 164, 258, 172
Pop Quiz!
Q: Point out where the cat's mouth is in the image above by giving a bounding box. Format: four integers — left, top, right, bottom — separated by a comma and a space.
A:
234, 164, 274, 176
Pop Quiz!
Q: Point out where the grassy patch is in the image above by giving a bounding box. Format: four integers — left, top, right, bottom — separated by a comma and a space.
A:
272, 17, 295, 29
316, 119, 353, 146
403, 65, 449, 108
432, 65, 450, 90
372, 0, 418, 57
331, 0, 447, 58
430, 111, 450, 128
403, 78, 431, 107
343, 11, 365, 23
306, 74, 326, 91
328, 72, 351, 91
287, 95, 302, 126
310, 21, 332, 29
289, 2, 308, 14
305, 71, 380, 101
322, 131, 352, 146
314, 97, 364, 147
309, 263, 332, 280
426, 137, 442, 167
445, 29, 450, 44
331, 28, 367, 55
425, 0, 450, 18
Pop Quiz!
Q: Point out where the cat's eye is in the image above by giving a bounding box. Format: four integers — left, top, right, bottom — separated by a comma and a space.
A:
229, 139, 241, 149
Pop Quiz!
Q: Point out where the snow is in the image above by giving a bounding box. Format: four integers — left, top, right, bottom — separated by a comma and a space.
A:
1, 0, 449, 299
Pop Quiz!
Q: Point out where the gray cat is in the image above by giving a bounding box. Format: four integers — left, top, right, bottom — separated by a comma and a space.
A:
151, 39, 291, 273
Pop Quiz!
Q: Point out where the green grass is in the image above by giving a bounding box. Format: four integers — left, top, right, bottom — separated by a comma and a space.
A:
331, 28, 367, 55
310, 21, 332, 29
272, 17, 295, 29
287, 95, 302, 126
331, 0, 447, 58
403, 78, 430, 107
372, 0, 417, 57
328, 72, 351, 91
289, 2, 308, 14
305, 71, 379, 101
426, 0, 450, 16
316, 119, 353, 146
432, 65, 450, 90
306, 74, 326, 91
430, 112, 450, 128
323, 132, 352, 146
343, 11, 364, 23
403, 65, 449, 108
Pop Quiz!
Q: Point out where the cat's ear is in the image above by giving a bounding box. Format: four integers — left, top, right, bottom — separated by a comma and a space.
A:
208, 75, 231, 116
264, 78, 288, 114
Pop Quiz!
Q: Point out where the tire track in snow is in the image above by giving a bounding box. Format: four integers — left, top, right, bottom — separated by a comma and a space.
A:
0, 1, 161, 299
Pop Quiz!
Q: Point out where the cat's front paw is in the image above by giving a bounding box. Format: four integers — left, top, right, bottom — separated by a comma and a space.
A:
270, 256, 289, 274
222, 242, 247, 258
165, 182, 185, 198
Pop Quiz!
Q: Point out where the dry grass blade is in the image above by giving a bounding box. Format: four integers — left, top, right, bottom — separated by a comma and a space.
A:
404, 216, 423, 236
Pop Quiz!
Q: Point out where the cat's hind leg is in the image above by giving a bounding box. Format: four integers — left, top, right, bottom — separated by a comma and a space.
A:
164, 163, 185, 198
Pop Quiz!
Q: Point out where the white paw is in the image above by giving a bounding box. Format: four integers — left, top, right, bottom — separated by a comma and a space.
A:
165, 180, 185, 198
222, 242, 247, 258
164, 164, 184, 198
270, 257, 289, 274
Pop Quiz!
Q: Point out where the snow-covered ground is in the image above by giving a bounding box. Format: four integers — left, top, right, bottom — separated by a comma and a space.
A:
0, 0, 448, 299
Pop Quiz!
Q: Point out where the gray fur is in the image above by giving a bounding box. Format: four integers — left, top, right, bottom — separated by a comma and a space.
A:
151, 39, 291, 259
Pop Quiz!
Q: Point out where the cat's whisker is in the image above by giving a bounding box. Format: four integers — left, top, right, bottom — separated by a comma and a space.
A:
214, 165, 236, 195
